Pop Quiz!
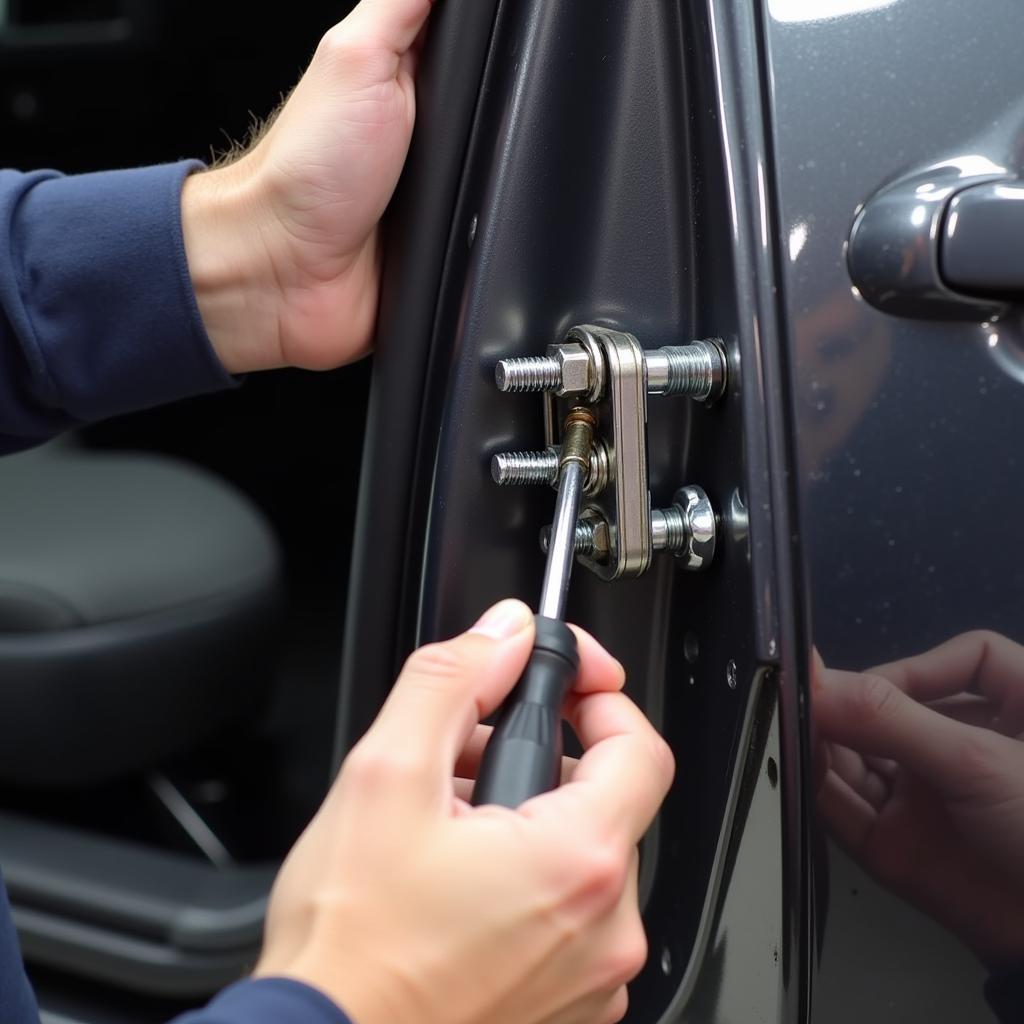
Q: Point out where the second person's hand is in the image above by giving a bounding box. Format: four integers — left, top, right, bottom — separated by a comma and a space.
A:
813, 632, 1024, 967
255, 599, 675, 1024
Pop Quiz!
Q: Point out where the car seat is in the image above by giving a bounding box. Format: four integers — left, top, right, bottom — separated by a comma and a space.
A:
0, 440, 283, 788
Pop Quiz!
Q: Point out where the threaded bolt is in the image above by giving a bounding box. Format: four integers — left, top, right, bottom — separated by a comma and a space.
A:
540, 520, 597, 556
495, 356, 561, 393
491, 444, 608, 493
559, 407, 596, 475
651, 507, 687, 552
494, 338, 727, 402
491, 448, 559, 486
646, 339, 728, 401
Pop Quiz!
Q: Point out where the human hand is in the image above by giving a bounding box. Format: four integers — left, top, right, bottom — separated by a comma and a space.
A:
255, 599, 675, 1024
813, 631, 1024, 966
181, 0, 433, 375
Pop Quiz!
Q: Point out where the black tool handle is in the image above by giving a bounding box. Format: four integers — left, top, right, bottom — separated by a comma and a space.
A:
472, 616, 580, 808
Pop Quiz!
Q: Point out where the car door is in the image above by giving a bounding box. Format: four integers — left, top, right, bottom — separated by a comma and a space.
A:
335, 2, 811, 1021
335, 1, 1024, 1023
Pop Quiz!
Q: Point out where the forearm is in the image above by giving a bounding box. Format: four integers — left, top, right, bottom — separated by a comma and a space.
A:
0, 163, 235, 452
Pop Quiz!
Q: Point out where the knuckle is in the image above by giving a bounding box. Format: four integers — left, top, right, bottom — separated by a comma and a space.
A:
954, 730, 1004, 789
576, 842, 629, 906
315, 24, 391, 78
600, 927, 648, 988
343, 742, 419, 789
403, 640, 471, 685
849, 672, 900, 724
965, 628, 1000, 648
315, 24, 355, 62
647, 732, 676, 786
311, 21, 395, 82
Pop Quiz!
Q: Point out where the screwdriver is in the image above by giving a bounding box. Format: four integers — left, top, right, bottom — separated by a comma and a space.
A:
472, 407, 597, 808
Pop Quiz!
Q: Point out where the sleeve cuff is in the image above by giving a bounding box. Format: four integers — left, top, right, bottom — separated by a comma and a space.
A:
172, 977, 353, 1024
9, 159, 237, 423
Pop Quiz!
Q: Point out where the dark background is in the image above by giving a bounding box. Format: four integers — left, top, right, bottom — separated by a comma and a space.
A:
0, 0, 367, 850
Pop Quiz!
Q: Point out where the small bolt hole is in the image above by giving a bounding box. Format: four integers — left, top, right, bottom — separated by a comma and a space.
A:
683, 632, 699, 663
726, 659, 738, 689
766, 757, 779, 789
660, 947, 673, 975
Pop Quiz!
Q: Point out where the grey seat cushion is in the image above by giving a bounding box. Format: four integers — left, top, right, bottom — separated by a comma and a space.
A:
0, 442, 283, 788
0, 443, 279, 632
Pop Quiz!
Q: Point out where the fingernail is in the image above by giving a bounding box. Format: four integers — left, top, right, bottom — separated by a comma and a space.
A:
470, 600, 532, 640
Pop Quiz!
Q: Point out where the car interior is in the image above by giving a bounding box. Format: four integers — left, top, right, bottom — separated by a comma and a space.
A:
0, 2, 366, 1018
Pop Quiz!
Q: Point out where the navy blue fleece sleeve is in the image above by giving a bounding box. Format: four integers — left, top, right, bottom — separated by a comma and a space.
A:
0, 161, 235, 453
170, 978, 353, 1024
0, 872, 39, 1024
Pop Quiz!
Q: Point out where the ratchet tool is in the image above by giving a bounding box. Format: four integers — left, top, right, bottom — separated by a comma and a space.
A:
472, 407, 596, 808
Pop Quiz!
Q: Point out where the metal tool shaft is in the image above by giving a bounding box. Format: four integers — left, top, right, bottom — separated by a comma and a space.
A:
537, 408, 596, 619
473, 409, 596, 809
538, 459, 585, 619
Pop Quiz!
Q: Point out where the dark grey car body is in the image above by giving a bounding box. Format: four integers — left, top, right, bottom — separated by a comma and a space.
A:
3, 1, 1020, 1021
344, 1, 1023, 1021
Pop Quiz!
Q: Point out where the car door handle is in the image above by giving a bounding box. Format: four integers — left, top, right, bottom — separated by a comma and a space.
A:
942, 181, 1024, 300
847, 156, 1022, 320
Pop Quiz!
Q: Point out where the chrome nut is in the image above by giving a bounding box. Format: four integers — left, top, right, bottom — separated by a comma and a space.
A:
547, 342, 593, 397
675, 485, 716, 570
580, 507, 612, 564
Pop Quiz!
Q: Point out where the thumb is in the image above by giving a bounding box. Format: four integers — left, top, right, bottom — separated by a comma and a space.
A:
349, 600, 535, 814
347, 0, 434, 55
814, 665, 1008, 800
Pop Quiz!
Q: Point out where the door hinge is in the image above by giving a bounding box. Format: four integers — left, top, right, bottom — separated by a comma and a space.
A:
491, 325, 728, 580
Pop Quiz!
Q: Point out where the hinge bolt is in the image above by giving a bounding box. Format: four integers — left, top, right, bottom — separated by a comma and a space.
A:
539, 519, 597, 557
644, 340, 728, 401
494, 356, 562, 393
651, 486, 717, 570
494, 339, 727, 402
491, 444, 608, 494
491, 448, 559, 486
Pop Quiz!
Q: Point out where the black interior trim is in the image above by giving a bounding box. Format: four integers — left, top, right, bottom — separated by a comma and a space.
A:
334, 0, 504, 766
2, 811, 274, 996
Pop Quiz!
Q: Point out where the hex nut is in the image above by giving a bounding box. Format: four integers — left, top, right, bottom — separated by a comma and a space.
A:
675, 486, 716, 570
547, 342, 592, 396
581, 508, 612, 564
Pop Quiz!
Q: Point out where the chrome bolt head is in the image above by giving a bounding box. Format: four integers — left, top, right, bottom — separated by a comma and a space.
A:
548, 342, 593, 397
581, 508, 612, 564
674, 485, 716, 570
493, 342, 595, 396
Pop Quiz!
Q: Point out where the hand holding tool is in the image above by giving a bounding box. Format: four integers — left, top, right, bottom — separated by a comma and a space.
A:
472, 408, 596, 808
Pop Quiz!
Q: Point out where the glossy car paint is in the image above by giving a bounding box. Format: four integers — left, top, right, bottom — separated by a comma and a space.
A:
338, 0, 1024, 1021
762, 0, 1024, 1020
